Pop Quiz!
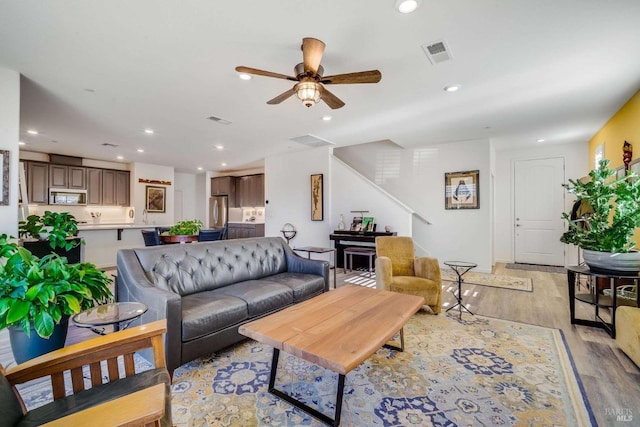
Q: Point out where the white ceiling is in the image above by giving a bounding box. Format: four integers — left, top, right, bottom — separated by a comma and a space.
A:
1, 1, 639, 173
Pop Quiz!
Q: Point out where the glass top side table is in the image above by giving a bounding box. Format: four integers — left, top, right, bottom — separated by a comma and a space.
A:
72, 302, 148, 335
444, 261, 478, 318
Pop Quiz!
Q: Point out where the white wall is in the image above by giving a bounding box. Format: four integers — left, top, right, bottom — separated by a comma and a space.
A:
0, 68, 20, 236
131, 162, 175, 225
264, 147, 332, 259
331, 157, 413, 239
493, 141, 588, 266
174, 172, 200, 223
334, 139, 492, 272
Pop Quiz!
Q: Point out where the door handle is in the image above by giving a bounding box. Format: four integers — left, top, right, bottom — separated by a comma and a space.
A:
515, 224, 521, 227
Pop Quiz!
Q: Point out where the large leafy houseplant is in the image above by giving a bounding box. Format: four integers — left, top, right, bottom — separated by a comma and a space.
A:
0, 234, 112, 339
19, 211, 80, 251
561, 159, 640, 253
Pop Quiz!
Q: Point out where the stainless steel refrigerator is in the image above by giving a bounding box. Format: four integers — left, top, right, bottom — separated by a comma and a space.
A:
209, 196, 228, 228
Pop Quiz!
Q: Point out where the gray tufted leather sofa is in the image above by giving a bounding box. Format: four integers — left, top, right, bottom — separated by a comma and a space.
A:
116, 237, 329, 373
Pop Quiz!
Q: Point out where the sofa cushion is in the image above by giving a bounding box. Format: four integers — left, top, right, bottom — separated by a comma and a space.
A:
216, 280, 293, 316
182, 292, 248, 342
17, 368, 171, 427
264, 272, 325, 302
134, 237, 289, 296
0, 371, 23, 427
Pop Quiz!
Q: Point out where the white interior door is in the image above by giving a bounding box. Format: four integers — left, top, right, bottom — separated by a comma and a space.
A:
174, 190, 183, 222
514, 157, 565, 266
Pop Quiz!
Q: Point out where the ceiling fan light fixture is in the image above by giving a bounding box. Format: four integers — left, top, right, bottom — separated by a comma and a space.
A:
395, 0, 421, 13
296, 82, 320, 107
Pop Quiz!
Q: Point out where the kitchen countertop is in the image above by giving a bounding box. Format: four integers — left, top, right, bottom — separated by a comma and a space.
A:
227, 221, 265, 225
77, 223, 172, 231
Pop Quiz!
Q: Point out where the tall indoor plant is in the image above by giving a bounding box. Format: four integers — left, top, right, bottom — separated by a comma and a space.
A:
561, 159, 640, 271
0, 234, 112, 363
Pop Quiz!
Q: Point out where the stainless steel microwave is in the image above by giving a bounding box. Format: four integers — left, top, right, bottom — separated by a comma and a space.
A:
49, 188, 87, 205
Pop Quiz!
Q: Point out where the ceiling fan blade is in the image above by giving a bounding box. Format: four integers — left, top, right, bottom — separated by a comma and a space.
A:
319, 85, 345, 110
302, 38, 325, 75
235, 66, 297, 81
266, 87, 297, 105
321, 70, 382, 85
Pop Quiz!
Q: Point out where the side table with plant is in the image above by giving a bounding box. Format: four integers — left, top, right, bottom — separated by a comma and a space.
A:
0, 234, 112, 363
19, 211, 82, 262
561, 159, 640, 271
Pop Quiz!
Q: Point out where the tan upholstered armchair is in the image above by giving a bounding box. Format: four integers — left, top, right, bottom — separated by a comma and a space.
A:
375, 236, 442, 314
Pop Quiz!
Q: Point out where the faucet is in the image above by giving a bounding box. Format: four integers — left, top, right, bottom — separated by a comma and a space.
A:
142, 208, 148, 224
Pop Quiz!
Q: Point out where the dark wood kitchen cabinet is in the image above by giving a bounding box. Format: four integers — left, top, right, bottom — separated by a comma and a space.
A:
25, 161, 49, 204
86, 168, 103, 205
49, 165, 86, 189
102, 170, 130, 206
236, 174, 264, 207
227, 223, 265, 239
211, 176, 236, 206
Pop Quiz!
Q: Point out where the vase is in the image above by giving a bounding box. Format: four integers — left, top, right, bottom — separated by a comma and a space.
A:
9, 316, 69, 364
582, 249, 640, 273
338, 214, 345, 231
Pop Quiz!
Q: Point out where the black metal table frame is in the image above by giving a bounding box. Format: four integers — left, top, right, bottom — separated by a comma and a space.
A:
267, 329, 405, 427
567, 265, 640, 338
444, 261, 477, 318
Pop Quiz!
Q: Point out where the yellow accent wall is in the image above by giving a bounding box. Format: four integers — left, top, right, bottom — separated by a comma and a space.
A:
588, 88, 640, 245
589, 89, 640, 170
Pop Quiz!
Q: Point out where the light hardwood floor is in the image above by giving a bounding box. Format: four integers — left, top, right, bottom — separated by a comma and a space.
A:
2, 264, 638, 426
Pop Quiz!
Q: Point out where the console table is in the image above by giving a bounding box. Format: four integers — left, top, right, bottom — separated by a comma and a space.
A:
567, 265, 640, 338
329, 230, 396, 269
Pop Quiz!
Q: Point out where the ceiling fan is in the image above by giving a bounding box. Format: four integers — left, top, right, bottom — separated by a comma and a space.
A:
235, 37, 382, 109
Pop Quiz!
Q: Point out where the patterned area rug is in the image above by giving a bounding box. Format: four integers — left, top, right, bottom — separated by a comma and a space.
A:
341, 269, 533, 293
171, 312, 594, 426
506, 263, 566, 274
441, 270, 533, 292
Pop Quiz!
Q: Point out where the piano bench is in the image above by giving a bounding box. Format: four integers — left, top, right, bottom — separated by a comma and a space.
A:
343, 247, 376, 277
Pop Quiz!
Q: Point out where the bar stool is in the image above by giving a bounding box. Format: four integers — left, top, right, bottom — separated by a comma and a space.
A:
343, 247, 376, 277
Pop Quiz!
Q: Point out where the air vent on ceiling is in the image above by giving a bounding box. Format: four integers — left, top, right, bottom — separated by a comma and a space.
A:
421, 39, 452, 64
290, 134, 335, 148
207, 116, 232, 125
101, 143, 119, 148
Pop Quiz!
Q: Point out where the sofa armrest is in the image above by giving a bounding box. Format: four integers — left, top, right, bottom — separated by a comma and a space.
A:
283, 246, 330, 292
116, 249, 182, 372
414, 256, 441, 283
375, 256, 393, 290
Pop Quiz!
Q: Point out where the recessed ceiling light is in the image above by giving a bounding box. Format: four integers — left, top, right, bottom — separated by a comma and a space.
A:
537, 139, 545, 143
238, 73, 252, 81
27, 130, 39, 135
144, 129, 154, 134
322, 115, 332, 121
444, 85, 461, 92
395, 0, 421, 13
18, 141, 26, 146
221, 162, 227, 167
215, 145, 224, 150
137, 148, 144, 153
116, 155, 124, 160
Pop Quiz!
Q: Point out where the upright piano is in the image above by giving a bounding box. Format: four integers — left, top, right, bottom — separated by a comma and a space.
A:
329, 230, 396, 269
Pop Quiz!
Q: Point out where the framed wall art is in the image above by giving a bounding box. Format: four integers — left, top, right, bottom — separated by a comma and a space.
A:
145, 185, 166, 213
0, 150, 8, 206
311, 174, 323, 221
445, 170, 479, 210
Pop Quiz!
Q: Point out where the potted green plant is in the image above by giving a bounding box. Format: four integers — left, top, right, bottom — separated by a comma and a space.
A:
0, 234, 112, 363
19, 211, 80, 251
163, 219, 204, 236
561, 159, 640, 271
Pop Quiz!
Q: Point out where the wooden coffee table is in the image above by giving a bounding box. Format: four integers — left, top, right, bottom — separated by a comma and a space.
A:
239, 285, 424, 426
